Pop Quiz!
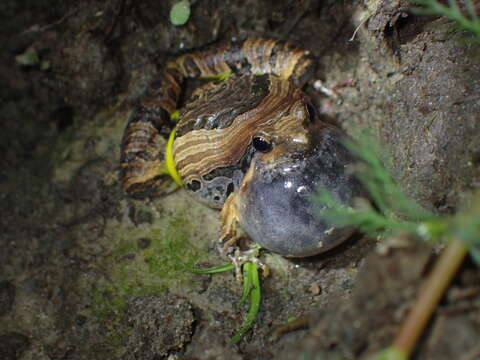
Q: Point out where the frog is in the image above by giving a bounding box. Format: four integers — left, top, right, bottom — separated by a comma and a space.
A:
120, 38, 363, 260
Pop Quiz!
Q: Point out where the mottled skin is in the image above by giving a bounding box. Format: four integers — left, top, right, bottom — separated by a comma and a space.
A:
120, 38, 362, 257
120, 38, 314, 199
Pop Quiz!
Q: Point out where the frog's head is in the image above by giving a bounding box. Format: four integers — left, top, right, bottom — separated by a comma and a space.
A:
236, 126, 364, 257
173, 74, 317, 209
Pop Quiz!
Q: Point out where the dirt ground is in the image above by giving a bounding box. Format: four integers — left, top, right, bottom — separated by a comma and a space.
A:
0, 0, 479, 359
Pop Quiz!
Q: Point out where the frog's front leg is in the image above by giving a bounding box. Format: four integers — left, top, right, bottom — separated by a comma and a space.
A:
219, 180, 268, 282
219, 192, 246, 281
219, 192, 243, 251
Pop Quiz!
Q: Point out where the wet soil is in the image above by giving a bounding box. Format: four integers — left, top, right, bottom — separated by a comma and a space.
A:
1, 1, 479, 359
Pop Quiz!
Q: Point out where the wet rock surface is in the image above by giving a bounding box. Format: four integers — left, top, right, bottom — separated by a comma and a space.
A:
0, 0, 479, 359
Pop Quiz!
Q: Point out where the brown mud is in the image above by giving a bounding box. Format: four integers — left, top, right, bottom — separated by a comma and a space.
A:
0, 1, 479, 359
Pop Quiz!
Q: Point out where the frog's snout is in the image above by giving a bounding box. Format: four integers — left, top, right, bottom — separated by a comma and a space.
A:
237, 128, 364, 257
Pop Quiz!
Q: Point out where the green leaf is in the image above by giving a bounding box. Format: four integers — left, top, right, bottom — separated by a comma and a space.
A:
15, 48, 39, 66
170, 1, 191, 26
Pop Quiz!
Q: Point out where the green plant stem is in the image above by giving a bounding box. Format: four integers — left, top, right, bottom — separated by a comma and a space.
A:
392, 239, 468, 358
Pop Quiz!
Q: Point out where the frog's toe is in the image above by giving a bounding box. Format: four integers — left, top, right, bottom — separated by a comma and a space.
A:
237, 128, 364, 257
227, 247, 268, 283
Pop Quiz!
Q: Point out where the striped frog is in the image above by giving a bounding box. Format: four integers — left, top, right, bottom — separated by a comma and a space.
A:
120, 38, 363, 259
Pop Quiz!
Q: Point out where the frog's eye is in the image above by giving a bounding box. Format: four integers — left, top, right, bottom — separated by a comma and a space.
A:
252, 136, 272, 153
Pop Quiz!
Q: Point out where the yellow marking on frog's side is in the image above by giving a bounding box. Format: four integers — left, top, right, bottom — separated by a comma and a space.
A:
166, 128, 183, 185
170, 110, 180, 120
201, 72, 231, 81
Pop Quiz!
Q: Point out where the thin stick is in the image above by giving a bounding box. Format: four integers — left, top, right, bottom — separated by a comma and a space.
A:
392, 239, 468, 358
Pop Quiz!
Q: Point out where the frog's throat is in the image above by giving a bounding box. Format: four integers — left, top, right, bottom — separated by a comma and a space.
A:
166, 128, 183, 185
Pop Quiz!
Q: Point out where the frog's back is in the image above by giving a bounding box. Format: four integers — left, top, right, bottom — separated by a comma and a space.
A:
120, 38, 315, 200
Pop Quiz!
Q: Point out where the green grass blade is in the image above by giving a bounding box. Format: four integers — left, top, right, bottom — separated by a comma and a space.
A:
412, 0, 480, 36
188, 263, 235, 274
230, 262, 261, 344
447, 0, 461, 15
343, 134, 433, 221
238, 266, 253, 306
465, 0, 479, 22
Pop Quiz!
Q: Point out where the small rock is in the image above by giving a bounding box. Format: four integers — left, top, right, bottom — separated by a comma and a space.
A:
308, 283, 321, 296
124, 294, 194, 359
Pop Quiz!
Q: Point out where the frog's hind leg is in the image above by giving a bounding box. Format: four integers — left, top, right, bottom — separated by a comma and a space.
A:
120, 69, 184, 198
120, 114, 175, 198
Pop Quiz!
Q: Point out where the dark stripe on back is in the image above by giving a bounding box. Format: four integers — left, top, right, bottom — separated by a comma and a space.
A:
175, 74, 271, 137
